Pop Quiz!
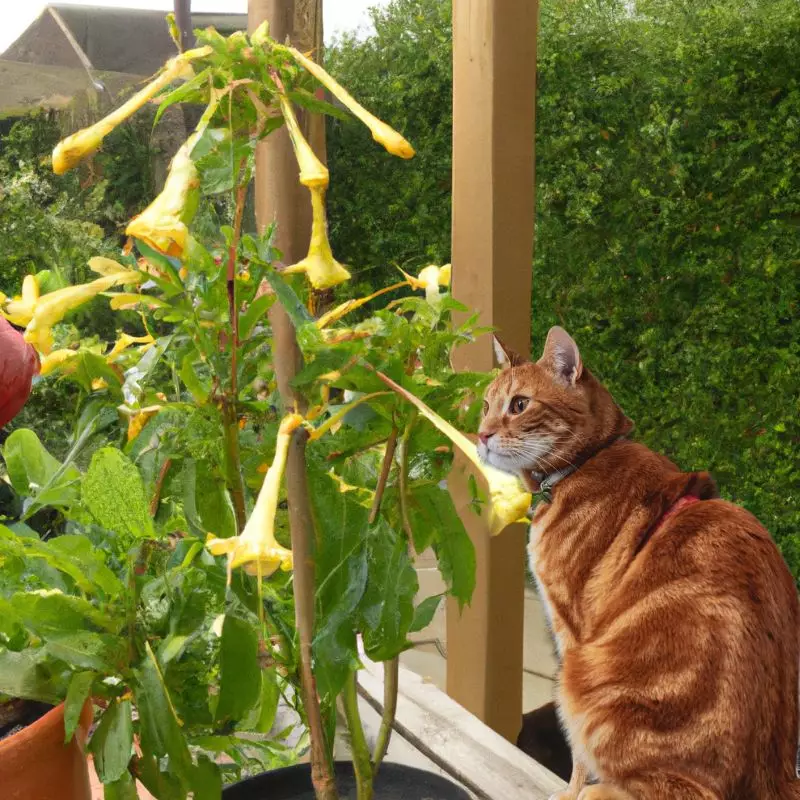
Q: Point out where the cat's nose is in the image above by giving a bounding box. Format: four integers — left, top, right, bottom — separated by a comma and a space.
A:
478, 432, 493, 445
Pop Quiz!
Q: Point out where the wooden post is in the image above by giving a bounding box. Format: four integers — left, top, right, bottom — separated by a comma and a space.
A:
446, 0, 538, 742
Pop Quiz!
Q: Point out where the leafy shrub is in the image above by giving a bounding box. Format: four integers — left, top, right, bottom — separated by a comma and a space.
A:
326, 0, 800, 577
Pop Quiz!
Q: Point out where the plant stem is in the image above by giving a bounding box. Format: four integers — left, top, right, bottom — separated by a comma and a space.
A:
342, 671, 374, 800
371, 656, 399, 771
398, 414, 417, 544
286, 423, 338, 800
149, 458, 172, 517
369, 426, 398, 524
223, 173, 249, 532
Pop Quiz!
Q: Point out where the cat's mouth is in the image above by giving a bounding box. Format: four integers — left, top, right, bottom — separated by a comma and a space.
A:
478, 437, 554, 476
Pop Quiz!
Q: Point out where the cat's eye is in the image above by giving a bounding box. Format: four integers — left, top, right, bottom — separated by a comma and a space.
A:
509, 396, 529, 415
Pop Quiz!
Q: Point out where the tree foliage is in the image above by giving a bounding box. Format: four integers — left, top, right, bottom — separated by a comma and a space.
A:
326, 0, 800, 576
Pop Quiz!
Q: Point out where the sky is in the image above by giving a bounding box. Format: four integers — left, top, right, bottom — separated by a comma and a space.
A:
0, 0, 390, 54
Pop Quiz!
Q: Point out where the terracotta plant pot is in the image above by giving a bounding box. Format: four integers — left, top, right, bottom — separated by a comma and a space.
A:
0, 701, 93, 800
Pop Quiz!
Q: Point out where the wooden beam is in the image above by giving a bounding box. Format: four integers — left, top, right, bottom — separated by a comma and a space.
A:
447, 0, 538, 742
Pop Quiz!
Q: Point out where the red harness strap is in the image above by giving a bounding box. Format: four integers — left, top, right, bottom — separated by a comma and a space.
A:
636, 494, 701, 554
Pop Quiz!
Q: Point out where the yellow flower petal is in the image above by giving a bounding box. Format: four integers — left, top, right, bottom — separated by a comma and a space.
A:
205, 414, 303, 582
52, 46, 212, 175
284, 46, 415, 159
126, 405, 162, 442
0, 275, 40, 327
283, 185, 351, 290
106, 332, 155, 363
39, 349, 80, 376
23, 272, 137, 355
108, 293, 167, 311
278, 93, 329, 188
373, 369, 531, 536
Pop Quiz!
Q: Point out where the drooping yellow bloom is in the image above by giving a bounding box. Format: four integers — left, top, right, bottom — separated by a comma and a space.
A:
126, 406, 162, 443
402, 264, 452, 305
39, 349, 80, 376
106, 332, 155, 363
22, 271, 142, 355
0, 275, 40, 327
125, 95, 219, 260
125, 137, 199, 259
107, 294, 167, 311
283, 46, 415, 160
52, 46, 212, 175
283, 185, 351, 290
374, 369, 531, 536
278, 93, 329, 188
206, 414, 302, 583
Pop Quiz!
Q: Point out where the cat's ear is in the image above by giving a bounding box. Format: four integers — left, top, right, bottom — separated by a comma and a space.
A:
540, 326, 583, 385
493, 336, 525, 370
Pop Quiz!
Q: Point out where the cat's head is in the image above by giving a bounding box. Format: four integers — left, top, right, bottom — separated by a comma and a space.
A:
477, 326, 633, 479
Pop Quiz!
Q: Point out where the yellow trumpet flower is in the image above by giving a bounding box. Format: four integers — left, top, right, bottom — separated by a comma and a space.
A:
283, 185, 351, 290
39, 349, 80, 376
0, 275, 40, 327
206, 414, 302, 583
125, 137, 199, 259
52, 46, 211, 175
373, 369, 531, 536
125, 94, 219, 259
283, 46, 415, 160
401, 264, 452, 305
125, 405, 162, 443
278, 94, 329, 188
19, 271, 142, 355
106, 332, 155, 363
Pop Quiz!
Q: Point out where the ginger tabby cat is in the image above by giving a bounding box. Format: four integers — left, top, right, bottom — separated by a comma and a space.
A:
478, 327, 800, 800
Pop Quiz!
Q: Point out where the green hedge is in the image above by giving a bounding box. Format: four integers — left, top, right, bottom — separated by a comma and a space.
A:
327, 0, 800, 575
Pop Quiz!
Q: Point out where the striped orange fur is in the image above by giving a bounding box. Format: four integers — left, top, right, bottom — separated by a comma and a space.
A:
478, 327, 800, 800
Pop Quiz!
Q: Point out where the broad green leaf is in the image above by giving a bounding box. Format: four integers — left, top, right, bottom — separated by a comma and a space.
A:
183, 459, 236, 540
46, 631, 127, 672
2, 428, 80, 507
409, 595, 443, 634
262, 266, 313, 328
90, 699, 133, 783
240, 668, 281, 734
0, 648, 62, 704
133, 643, 194, 786
308, 461, 369, 699
432, 518, 476, 609
359, 520, 418, 661
179, 354, 211, 404
64, 671, 95, 743
103, 771, 138, 800
215, 614, 260, 723
192, 754, 223, 800
82, 448, 154, 539
11, 590, 122, 637
239, 291, 275, 340
154, 68, 212, 127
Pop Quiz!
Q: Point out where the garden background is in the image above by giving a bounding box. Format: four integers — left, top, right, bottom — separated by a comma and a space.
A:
2, 0, 799, 575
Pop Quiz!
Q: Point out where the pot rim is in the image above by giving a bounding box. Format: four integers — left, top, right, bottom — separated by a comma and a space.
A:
0, 700, 91, 753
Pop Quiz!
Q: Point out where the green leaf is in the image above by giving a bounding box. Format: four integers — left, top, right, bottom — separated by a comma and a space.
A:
287, 88, 350, 121
155, 68, 212, 127
103, 771, 138, 800
0, 648, 62, 704
240, 668, 281, 733
239, 291, 275, 340
179, 354, 211, 404
133, 643, 194, 786
64, 671, 95, 743
432, 516, 476, 609
90, 699, 133, 784
182, 459, 236, 540
192, 754, 223, 800
2, 428, 80, 507
46, 631, 127, 672
409, 595, 443, 634
82, 448, 154, 539
215, 614, 261, 723
359, 520, 418, 661
11, 590, 122, 637
262, 266, 313, 327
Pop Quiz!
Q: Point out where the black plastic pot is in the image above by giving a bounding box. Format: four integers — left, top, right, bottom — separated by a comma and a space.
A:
223, 762, 472, 800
